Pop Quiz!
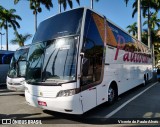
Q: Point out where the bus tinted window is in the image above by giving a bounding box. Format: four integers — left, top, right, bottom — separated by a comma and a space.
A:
7, 47, 29, 78
0, 53, 13, 64
82, 10, 104, 85
107, 22, 133, 44
33, 8, 84, 43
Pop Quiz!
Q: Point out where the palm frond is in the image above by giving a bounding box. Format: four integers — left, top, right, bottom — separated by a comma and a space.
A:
124, 0, 130, 7
76, 0, 80, 5
67, 0, 73, 8
14, 0, 20, 4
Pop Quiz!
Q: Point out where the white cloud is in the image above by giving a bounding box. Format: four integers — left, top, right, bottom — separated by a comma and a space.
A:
1, 44, 20, 51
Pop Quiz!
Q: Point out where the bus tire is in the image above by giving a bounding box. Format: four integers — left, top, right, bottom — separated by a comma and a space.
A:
108, 83, 118, 104
143, 74, 147, 86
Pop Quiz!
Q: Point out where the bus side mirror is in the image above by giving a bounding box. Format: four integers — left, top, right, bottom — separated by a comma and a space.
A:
80, 52, 84, 58
78, 52, 85, 79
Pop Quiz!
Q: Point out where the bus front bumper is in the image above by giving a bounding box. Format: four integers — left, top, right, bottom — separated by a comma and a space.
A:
25, 91, 83, 114
7, 84, 25, 91
7, 77, 25, 91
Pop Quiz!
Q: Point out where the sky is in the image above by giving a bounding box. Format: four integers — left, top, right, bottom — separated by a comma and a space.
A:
0, 0, 159, 51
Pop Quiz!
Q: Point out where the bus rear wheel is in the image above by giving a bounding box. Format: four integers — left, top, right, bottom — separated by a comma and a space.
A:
143, 74, 148, 86
108, 86, 117, 104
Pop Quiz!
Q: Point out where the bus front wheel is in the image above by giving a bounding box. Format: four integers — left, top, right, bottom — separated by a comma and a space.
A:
108, 85, 118, 104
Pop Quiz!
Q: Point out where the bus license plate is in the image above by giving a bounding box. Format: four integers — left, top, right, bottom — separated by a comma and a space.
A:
38, 101, 47, 106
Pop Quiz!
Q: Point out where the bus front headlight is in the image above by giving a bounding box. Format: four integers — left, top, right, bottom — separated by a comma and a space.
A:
25, 87, 29, 93
57, 89, 78, 97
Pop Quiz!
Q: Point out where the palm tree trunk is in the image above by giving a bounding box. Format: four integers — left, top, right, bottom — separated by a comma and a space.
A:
147, 1, 154, 67
152, 44, 155, 67
6, 21, 8, 50
59, 2, 61, 13
35, 11, 37, 32
91, 0, 93, 9
147, 2, 151, 49
148, 19, 151, 49
137, 0, 142, 42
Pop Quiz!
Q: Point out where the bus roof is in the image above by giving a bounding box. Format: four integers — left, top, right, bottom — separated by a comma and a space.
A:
84, 8, 149, 49
37, 7, 149, 50
0, 50, 14, 54
16, 45, 30, 51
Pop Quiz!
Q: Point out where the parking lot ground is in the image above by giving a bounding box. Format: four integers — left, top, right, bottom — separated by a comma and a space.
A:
110, 81, 160, 119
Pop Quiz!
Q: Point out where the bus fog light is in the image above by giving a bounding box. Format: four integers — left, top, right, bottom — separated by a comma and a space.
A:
57, 89, 76, 97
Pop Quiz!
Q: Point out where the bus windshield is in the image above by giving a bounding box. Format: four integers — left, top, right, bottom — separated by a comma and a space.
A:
8, 48, 28, 78
32, 8, 83, 43
26, 36, 78, 84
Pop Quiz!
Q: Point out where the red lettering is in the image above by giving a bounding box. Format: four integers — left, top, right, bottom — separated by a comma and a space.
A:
114, 43, 121, 60
122, 52, 150, 63
123, 52, 129, 61
114, 35, 125, 60
130, 52, 135, 62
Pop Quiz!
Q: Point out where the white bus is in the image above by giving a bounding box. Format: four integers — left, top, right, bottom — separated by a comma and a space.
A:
7, 45, 30, 91
0, 50, 14, 85
25, 7, 152, 114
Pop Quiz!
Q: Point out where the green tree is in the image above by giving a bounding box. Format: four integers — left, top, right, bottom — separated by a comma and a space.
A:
127, 22, 138, 37
14, 0, 53, 32
0, 6, 22, 50
10, 31, 32, 47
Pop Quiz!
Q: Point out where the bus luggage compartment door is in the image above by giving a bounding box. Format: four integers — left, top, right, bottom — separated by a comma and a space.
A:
80, 86, 96, 113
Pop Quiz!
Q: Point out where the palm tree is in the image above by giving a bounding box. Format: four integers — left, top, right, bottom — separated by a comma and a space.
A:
14, 0, 53, 32
10, 31, 32, 47
142, 28, 160, 66
127, 22, 138, 37
0, 6, 22, 50
143, 12, 160, 66
125, 0, 159, 18
142, 29, 159, 45
154, 34, 160, 64
58, 0, 80, 13
124, 0, 160, 48
143, 12, 160, 30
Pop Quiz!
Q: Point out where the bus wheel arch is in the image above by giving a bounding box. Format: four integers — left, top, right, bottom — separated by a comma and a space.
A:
108, 81, 118, 104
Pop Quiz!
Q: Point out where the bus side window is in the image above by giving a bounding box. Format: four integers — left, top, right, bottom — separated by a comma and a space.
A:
3, 54, 13, 64
81, 38, 104, 86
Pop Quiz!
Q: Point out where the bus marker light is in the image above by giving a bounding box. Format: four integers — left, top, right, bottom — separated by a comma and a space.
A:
38, 101, 47, 106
